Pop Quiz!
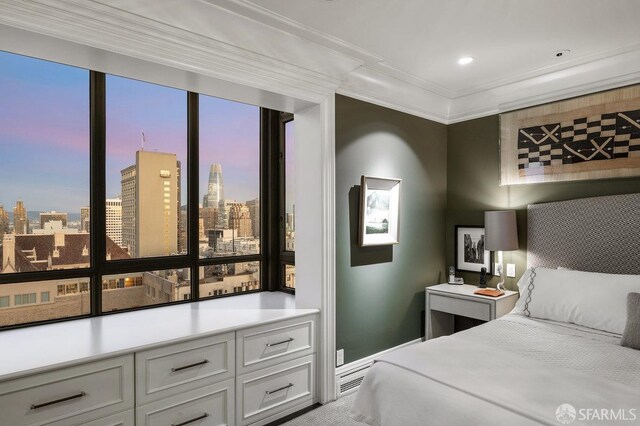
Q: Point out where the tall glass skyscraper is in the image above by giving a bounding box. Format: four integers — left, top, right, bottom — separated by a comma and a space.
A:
203, 163, 224, 208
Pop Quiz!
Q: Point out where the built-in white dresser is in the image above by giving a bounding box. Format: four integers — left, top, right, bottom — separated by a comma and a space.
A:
0, 293, 318, 426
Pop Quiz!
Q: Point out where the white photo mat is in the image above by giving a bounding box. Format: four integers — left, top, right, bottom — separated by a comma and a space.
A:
359, 176, 401, 247
455, 226, 491, 273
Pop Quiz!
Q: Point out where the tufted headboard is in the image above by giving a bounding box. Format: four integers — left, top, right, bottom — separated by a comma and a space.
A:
527, 193, 640, 274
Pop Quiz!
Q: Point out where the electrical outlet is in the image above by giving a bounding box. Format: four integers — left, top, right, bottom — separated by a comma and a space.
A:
506, 263, 516, 278
336, 349, 344, 367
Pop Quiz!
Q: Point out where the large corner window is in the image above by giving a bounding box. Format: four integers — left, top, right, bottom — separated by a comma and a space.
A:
198, 95, 261, 299
0, 51, 90, 327
0, 50, 291, 330
106, 75, 188, 259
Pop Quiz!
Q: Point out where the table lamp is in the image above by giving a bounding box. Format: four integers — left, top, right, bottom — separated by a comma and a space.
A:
484, 210, 518, 291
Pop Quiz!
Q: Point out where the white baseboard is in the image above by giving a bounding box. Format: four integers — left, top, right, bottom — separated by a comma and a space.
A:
334, 338, 422, 398
335, 338, 422, 377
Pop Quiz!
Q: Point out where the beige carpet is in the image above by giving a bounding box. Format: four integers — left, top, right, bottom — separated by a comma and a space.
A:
281, 393, 362, 426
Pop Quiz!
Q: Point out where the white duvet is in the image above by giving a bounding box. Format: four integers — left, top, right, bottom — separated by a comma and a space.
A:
352, 314, 640, 426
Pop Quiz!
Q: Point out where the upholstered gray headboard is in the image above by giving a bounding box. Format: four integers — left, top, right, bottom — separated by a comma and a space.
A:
527, 193, 640, 274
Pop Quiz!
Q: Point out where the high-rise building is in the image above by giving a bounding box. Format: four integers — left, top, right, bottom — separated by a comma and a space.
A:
202, 163, 224, 208
176, 161, 185, 254
80, 206, 90, 233
229, 203, 252, 238
121, 165, 136, 255
40, 211, 68, 229
200, 207, 218, 234
106, 198, 122, 247
0, 204, 9, 239
13, 201, 28, 235
121, 151, 180, 257
178, 206, 187, 254
246, 198, 260, 238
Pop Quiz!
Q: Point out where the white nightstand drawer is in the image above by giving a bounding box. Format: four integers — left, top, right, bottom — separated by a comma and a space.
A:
237, 316, 315, 374
136, 380, 234, 426
430, 293, 491, 321
237, 355, 315, 425
0, 355, 133, 426
136, 332, 234, 405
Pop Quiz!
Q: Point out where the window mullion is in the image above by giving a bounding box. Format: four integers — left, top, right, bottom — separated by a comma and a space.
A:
90, 71, 107, 316
188, 92, 199, 301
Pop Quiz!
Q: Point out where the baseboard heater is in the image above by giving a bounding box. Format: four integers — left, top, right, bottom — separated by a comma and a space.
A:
336, 363, 372, 397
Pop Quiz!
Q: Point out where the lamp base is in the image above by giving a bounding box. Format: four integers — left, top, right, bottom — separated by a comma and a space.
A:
496, 280, 506, 291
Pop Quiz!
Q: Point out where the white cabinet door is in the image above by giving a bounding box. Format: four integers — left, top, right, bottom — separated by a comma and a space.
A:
237, 316, 315, 374
0, 355, 134, 426
236, 355, 315, 425
136, 332, 235, 405
136, 380, 235, 426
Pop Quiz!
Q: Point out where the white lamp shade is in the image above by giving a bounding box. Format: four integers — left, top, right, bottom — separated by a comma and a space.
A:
484, 210, 518, 251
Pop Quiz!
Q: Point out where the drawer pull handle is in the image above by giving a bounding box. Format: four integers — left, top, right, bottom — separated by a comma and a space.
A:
265, 383, 294, 395
172, 413, 208, 426
266, 338, 294, 347
30, 391, 86, 410
171, 360, 209, 373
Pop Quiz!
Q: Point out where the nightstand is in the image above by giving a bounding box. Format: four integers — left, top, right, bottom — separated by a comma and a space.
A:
425, 284, 518, 340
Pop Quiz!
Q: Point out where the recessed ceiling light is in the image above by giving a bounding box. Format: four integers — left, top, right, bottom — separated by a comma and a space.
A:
458, 57, 474, 65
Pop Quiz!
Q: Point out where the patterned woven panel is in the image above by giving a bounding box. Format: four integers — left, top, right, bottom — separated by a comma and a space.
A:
527, 193, 640, 274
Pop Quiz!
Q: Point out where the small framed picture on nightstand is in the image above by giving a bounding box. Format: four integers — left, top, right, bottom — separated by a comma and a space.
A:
455, 225, 491, 273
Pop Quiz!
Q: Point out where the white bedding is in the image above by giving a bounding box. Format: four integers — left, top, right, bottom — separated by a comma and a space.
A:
352, 314, 640, 426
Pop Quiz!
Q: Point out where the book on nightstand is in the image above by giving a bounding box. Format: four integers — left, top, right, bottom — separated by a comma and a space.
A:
473, 288, 505, 297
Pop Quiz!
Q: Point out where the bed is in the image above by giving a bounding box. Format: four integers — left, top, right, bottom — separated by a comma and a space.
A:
352, 193, 640, 425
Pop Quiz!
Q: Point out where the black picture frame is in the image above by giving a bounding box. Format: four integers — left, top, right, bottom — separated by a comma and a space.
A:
455, 225, 492, 273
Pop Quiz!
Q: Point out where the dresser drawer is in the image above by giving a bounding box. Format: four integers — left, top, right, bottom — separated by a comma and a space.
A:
52, 409, 135, 426
429, 293, 491, 321
237, 316, 315, 374
136, 380, 234, 426
237, 355, 315, 425
0, 355, 133, 426
136, 332, 234, 405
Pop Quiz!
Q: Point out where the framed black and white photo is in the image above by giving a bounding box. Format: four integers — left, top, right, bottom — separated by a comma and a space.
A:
359, 176, 401, 247
455, 225, 491, 273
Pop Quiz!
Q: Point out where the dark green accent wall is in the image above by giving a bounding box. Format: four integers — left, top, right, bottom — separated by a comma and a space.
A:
446, 115, 640, 289
335, 95, 447, 364
336, 100, 640, 365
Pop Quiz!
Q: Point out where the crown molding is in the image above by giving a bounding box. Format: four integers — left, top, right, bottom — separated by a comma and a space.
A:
205, 0, 384, 66
451, 41, 640, 99
1, 0, 639, 124
448, 48, 640, 123
0, 0, 344, 103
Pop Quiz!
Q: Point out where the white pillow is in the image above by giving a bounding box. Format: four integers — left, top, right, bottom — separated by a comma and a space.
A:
512, 267, 640, 334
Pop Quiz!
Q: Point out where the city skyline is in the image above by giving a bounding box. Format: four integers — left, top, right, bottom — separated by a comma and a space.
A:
0, 51, 262, 213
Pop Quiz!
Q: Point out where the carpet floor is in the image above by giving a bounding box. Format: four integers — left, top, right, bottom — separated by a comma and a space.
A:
281, 393, 361, 426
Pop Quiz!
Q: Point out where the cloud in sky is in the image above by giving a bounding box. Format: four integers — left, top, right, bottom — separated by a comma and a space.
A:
1, 51, 262, 214
0, 51, 89, 212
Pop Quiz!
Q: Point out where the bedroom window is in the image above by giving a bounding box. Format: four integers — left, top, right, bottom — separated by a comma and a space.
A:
280, 113, 295, 291
0, 50, 290, 329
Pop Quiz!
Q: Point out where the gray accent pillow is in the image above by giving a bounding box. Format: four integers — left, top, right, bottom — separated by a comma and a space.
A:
621, 292, 640, 350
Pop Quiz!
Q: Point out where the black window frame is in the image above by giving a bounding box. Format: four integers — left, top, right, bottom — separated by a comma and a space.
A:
279, 112, 295, 293
0, 60, 290, 331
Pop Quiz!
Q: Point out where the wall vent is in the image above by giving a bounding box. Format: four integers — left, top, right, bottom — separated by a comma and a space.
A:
336, 363, 371, 398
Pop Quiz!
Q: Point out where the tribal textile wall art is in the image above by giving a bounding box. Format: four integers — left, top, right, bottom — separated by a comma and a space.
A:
500, 85, 640, 185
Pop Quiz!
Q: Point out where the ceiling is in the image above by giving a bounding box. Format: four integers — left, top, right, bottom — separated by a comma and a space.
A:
246, 0, 640, 97
1, 0, 639, 122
